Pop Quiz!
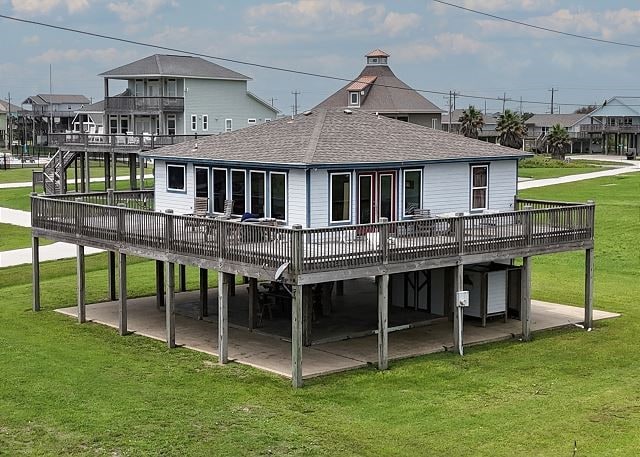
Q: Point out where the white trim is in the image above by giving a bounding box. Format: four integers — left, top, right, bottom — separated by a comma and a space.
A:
249, 170, 267, 217
264, 118, 271, 122
248, 118, 257, 125
166, 163, 186, 192
329, 172, 352, 224
230, 168, 247, 215
402, 168, 422, 217
431, 118, 437, 129
470, 164, 489, 210
349, 91, 360, 107
269, 171, 287, 221
202, 114, 209, 131
225, 118, 232, 132
194, 166, 210, 201
190, 114, 197, 132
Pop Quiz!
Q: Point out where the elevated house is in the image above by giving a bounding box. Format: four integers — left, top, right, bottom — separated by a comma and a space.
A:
22, 94, 90, 135
578, 97, 640, 156
525, 113, 591, 154
0, 99, 22, 147
100, 54, 279, 136
72, 100, 105, 134
441, 109, 499, 143
31, 108, 597, 387
314, 50, 443, 128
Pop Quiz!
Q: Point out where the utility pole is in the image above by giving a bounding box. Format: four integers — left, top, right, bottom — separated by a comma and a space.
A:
49, 64, 53, 134
484, 100, 487, 116
500, 92, 511, 113
291, 90, 300, 116
7, 92, 11, 152
549, 87, 557, 115
519, 96, 523, 115
270, 97, 277, 108
448, 91, 452, 133
452, 91, 460, 110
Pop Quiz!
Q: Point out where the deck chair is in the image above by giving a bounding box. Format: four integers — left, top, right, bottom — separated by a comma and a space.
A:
216, 199, 234, 220
193, 196, 209, 217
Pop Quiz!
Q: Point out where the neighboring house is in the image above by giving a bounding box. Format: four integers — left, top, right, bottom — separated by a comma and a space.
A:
578, 97, 640, 155
441, 109, 499, 143
72, 100, 105, 134
99, 54, 279, 136
0, 99, 26, 147
525, 113, 591, 153
314, 49, 443, 128
22, 94, 90, 134
32, 108, 596, 388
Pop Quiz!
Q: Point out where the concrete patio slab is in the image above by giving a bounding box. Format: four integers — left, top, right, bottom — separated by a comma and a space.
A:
55, 287, 619, 380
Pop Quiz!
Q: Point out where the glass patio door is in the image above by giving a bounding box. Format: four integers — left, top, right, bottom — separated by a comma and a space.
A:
357, 171, 396, 224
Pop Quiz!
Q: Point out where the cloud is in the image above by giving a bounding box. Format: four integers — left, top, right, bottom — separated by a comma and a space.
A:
461, 0, 555, 12
29, 48, 136, 64
394, 33, 491, 62
11, 0, 90, 14
380, 12, 421, 36
107, 0, 177, 22
22, 35, 40, 45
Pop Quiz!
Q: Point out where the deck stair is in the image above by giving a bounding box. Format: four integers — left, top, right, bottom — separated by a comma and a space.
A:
43, 149, 79, 194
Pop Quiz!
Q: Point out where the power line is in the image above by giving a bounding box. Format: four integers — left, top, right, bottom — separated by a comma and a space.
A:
431, 0, 640, 49
0, 12, 627, 109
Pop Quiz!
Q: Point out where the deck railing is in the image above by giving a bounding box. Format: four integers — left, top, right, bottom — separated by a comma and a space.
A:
48, 133, 209, 151
31, 194, 595, 281
104, 96, 184, 113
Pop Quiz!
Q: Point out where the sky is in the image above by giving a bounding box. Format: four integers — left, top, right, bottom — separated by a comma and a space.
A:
1, 0, 640, 115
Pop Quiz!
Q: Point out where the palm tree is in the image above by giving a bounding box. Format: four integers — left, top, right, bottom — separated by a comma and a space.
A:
545, 123, 571, 160
496, 109, 527, 149
458, 106, 484, 139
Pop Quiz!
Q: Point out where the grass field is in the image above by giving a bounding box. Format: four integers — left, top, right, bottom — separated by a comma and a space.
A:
518, 166, 598, 179
0, 174, 638, 456
0, 223, 52, 251
0, 161, 132, 184
517, 155, 606, 180
0, 179, 154, 212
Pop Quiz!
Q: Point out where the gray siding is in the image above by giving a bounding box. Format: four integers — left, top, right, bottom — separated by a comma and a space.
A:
309, 169, 329, 228
184, 78, 277, 135
288, 169, 307, 227
488, 159, 517, 211
154, 159, 195, 214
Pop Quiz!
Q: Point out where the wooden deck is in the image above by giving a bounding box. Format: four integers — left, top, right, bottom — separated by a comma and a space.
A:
48, 133, 208, 153
31, 192, 595, 285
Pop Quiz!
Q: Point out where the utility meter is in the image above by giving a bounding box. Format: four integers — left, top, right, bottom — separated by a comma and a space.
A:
456, 290, 469, 308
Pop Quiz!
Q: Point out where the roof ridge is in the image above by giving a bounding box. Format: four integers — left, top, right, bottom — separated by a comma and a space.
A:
304, 109, 327, 163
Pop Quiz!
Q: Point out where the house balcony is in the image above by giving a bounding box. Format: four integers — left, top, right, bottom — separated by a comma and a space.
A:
48, 132, 205, 152
580, 124, 640, 134
31, 192, 595, 285
104, 96, 184, 114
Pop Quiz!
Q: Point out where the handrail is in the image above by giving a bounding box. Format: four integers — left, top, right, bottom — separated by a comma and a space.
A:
31, 194, 595, 281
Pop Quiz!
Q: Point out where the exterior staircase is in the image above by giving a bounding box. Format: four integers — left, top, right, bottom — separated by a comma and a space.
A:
43, 149, 79, 194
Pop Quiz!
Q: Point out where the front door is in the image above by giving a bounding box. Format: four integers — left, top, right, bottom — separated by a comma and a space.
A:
357, 171, 396, 224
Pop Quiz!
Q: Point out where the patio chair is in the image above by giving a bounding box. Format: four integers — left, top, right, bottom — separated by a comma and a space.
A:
215, 199, 234, 220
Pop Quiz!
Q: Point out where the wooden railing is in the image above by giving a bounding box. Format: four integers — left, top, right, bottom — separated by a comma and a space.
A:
31, 195, 595, 282
48, 133, 208, 151
104, 96, 184, 113
580, 124, 640, 133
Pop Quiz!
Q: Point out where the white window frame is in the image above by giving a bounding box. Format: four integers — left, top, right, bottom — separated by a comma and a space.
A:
470, 165, 489, 211
349, 91, 359, 106
202, 114, 208, 131
230, 168, 247, 215
402, 169, 423, 218
134, 79, 144, 97
269, 171, 287, 221
431, 118, 437, 129
211, 167, 228, 214
248, 118, 257, 125
190, 114, 197, 132
249, 170, 267, 217
166, 163, 186, 193
225, 118, 232, 132
166, 79, 177, 97
194, 166, 210, 201
329, 172, 352, 224
166, 114, 176, 136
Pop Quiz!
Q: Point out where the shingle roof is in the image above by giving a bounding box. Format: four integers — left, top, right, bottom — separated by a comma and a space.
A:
442, 109, 498, 125
315, 65, 442, 114
77, 100, 104, 112
145, 108, 528, 166
0, 99, 23, 113
23, 94, 90, 105
526, 114, 585, 128
99, 54, 250, 80
366, 49, 390, 58
346, 75, 377, 92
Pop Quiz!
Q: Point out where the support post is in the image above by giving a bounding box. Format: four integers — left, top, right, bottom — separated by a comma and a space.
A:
292, 284, 303, 387
521, 256, 532, 341
199, 268, 208, 318
32, 236, 40, 312
218, 272, 230, 364
111, 151, 117, 190
302, 285, 313, 346
165, 262, 175, 348
118, 252, 127, 335
179, 264, 186, 292
377, 274, 389, 370
229, 275, 236, 297
104, 152, 110, 192
248, 277, 258, 330
107, 251, 116, 301
453, 263, 464, 355
83, 150, 90, 193
584, 248, 594, 331
139, 155, 145, 190
129, 153, 137, 190
155, 260, 164, 309
77, 245, 86, 323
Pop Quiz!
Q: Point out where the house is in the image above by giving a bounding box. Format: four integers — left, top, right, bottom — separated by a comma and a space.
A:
72, 100, 105, 134
21, 94, 90, 134
0, 99, 19, 147
578, 97, 640, 156
314, 50, 443, 128
441, 109, 500, 143
31, 108, 596, 387
99, 54, 279, 136
525, 113, 591, 153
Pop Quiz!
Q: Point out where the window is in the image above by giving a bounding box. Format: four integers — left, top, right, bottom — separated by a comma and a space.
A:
248, 118, 257, 125
471, 165, 488, 210
191, 114, 197, 131
250, 171, 266, 217
110, 117, 118, 134
368, 57, 379, 64
431, 118, 437, 129
349, 92, 359, 106
120, 117, 129, 134
167, 164, 186, 192
195, 167, 209, 199
225, 119, 232, 132
167, 115, 176, 136
403, 169, 422, 216
231, 170, 246, 215
212, 168, 227, 213
264, 118, 271, 123
202, 114, 208, 131
270, 172, 287, 220
166, 79, 177, 97
134, 80, 144, 97
330, 173, 351, 223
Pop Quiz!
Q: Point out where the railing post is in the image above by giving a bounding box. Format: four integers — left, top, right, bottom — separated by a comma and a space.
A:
107, 188, 114, 206
117, 203, 126, 242
522, 205, 533, 246
75, 197, 82, 234
165, 209, 174, 252
586, 200, 595, 239
455, 213, 465, 255
291, 224, 303, 278
379, 217, 389, 264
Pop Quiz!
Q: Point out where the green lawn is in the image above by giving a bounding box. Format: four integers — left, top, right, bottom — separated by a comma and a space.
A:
518, 166, 599, 179
0, 223, 53, 251
0, 179, 154, 212
518, 155, 609, 180
0, 161, 132, 184
0, 175, 638, 455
